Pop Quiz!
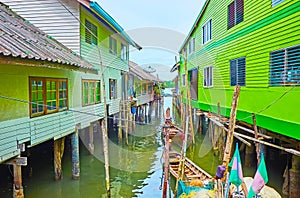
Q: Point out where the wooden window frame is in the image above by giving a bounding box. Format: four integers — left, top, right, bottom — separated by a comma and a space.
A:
109, 79, 117, 99
82, 80, 101, 106
29, 77, 68, 118
109, 37, 117, 55
203, 66, 213, 88
85, 19, 98, 46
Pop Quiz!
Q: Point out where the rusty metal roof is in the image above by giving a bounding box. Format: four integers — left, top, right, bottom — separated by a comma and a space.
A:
129, 61, 160, 82
0, 3, 96, 72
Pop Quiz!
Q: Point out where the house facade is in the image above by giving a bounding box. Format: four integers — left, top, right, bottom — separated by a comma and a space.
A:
0, 2, 98, 163
2, 0, 141, 119
178, 0, 300, 140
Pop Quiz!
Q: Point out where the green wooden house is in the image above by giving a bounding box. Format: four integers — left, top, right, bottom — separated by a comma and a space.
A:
3, 0, 141, 122
0, 3, 97, 163
178, 0, 300, 140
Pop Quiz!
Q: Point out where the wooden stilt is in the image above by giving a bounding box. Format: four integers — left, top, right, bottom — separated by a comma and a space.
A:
125, 101, 129, 145
54, 137, 65, 180
71, 127, 80, 180
162, 133, 170, 198
118, 108, 122, 143
88, 123, 94, 155
13, 163, 24, 198
252, 113, 260, 165
101, 119, 110, 197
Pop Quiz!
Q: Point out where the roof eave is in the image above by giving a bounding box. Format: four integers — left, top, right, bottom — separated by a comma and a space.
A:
178, 0, 210, 53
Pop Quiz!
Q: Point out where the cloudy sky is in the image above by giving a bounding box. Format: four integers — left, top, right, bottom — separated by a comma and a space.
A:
97, 0, 205, 80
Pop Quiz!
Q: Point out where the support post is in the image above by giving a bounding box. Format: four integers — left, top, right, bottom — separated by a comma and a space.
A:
125, 101, 129, 145
71, 126, 80, 179
252, 113, 260, 165
162, 133, 169, 198
118, 105, 122, 143
54, 137, 65, 180
13, 163, 24, 198
101, 119, 110, 197
88, 123, 94, 155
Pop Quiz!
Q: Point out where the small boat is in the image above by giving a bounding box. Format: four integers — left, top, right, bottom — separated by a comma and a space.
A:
169, 151, 212, 183
162, 124, 183, 139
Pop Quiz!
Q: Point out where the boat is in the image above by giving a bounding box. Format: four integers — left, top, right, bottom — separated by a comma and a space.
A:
169, 151, 212, 183
162, 124, 183, 139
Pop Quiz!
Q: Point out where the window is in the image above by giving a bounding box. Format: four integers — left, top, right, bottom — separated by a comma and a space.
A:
230, 57, 246, 86
270, 45, 300, 86
30, 78, 68, 117
109, 79, 117, 99
228, 0, 244, 29
188, 38, 195, 54
204, 66, 213, 87
202, 20, 212, 44
148, 84, 153, 94
189, 68, 198, 100
82, 80, 101, 106
272, 0, 285, 7
109, 37, 117, 55
142, 83, 147, 94
121, 44, 128, 60
183, 47, 187, 58
182, 74, 186, 86
85, 19, 97, 45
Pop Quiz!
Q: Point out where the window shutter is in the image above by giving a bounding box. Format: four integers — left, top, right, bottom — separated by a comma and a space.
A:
85, 20, 91, 44
270, 50, 285, 86
228, 2, 235, 29
237, 57, 246, 86
236, 0, 244, 25
230, 60, 237, 86
287, 45, 300, 84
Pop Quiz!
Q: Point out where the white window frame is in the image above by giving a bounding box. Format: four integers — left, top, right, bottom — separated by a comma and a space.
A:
202, 19, 212, 44
188, 38, 195, 54
203, 66, 213, 88
121, 43, 127, 60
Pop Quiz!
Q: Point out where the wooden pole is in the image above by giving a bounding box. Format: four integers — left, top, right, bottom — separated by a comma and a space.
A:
162, 133, 169, 198
13, 163, 24, 198
118, 102, 122, 143
54, 137, 65, 180
252, 113, 260, 165
125, 100, 129, 145
97, 46, 111, 197
222, 86, 241, 168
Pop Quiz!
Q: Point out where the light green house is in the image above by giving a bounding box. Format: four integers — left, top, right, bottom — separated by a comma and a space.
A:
178, 0, 300, 140
0, 3, 97, 163
3, 0, 141, 122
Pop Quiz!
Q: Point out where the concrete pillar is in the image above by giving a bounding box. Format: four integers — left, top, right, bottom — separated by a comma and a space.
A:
13, 163, 24, 198
88, 124, 94, 155
71, 128, 80, 180
54, 137, 65, 180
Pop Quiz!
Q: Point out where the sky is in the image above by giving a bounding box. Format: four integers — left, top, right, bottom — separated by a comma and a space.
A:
96, 0, 206, 80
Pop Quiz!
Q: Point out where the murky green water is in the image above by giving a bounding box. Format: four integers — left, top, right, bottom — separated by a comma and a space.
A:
0, 96, 283, 197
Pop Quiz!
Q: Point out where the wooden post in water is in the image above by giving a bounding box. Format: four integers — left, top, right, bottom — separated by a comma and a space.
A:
221, 86, 248, 196
252, 113, 260, 165
125, 101, 129, 145
162, 133, 169, 198
54, 137, 65, 180
88, 123, 94, 155
97, 46, 111, 197
71, 126, 80, 180
13, 162, 24, 198
118, 103, 123, 143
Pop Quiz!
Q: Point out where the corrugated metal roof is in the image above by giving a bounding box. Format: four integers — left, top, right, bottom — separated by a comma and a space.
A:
0, 3, 96, 72
129, 61, 160, 82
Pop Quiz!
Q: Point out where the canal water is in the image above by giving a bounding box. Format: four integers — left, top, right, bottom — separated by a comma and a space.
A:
0, 95, 283, 197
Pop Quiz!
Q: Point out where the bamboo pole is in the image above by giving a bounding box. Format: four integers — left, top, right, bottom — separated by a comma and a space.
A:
162, 133, 169, 198
222, 86, 241, 167
97, 47, 110, 197
252, 113, 261, 165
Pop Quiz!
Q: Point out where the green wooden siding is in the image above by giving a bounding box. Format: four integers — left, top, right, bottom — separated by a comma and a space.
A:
179, 0, 300, 140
